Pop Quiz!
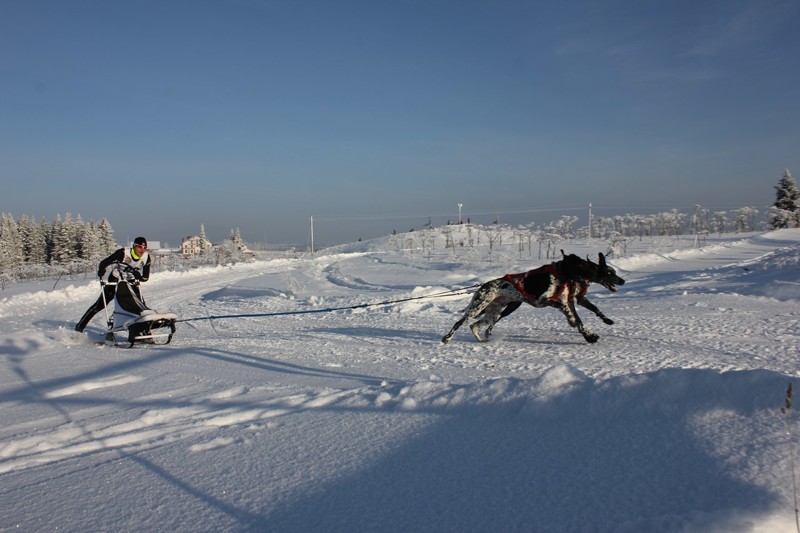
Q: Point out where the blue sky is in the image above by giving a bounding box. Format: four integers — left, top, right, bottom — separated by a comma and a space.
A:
2, 0, 798, 247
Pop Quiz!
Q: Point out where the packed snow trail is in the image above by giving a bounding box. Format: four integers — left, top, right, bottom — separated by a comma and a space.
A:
1, 229, 799, 532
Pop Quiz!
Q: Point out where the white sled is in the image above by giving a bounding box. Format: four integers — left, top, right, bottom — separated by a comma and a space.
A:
102, 264, 178, 347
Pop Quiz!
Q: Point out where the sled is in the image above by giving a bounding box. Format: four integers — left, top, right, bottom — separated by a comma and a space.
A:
102, 264, 178, 348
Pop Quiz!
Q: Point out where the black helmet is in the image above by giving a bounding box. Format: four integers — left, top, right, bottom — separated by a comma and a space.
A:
133, 236, 147, 247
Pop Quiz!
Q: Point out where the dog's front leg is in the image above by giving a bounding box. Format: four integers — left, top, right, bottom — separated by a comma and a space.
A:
560, 300, 598, 343
577, 297, 614, 325
498, 301, 523, 319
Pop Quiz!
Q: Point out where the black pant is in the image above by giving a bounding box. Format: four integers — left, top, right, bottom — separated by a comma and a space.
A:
76, 278, 146, 332
75, 284, 116, 332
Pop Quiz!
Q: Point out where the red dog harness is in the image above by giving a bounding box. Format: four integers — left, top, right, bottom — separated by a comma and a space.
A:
503, 265, 589, 304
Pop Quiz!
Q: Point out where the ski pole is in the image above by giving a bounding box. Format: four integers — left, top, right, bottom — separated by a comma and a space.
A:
100, 280, 112, 329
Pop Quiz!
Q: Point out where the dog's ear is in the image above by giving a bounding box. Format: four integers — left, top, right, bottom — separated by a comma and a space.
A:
561, 249, 566, 258
599, 253, 606, 268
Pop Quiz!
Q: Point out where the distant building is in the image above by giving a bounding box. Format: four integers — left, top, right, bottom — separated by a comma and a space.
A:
239, 244, 256, 259
181, 235, 212, 256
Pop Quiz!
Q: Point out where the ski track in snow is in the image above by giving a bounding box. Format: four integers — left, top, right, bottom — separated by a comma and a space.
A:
1, 229, 799, 532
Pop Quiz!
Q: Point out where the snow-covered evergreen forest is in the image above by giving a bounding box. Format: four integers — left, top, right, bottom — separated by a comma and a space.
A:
0, 215, 258, 288
0, 213, 117, 286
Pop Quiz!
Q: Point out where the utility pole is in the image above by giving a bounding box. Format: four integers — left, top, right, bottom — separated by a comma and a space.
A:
309, 216, 314, 253
588, 203, 593, 240
458, 203, 463, 224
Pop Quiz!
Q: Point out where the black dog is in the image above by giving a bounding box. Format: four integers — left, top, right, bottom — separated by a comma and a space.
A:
441, 251, 625, 344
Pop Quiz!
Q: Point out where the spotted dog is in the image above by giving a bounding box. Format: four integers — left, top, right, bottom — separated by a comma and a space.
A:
441, 251, 625, 344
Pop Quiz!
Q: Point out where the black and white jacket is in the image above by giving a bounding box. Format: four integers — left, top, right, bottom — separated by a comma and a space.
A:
98, 247, 151, 282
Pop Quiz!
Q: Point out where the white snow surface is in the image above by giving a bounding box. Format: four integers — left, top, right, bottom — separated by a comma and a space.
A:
2, 228, 800, 532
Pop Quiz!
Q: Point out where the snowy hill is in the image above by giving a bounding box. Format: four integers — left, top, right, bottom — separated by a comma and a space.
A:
1, 229, 799, 532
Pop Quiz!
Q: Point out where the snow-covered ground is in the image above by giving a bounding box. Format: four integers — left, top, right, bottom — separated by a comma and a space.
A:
1, 227, 799, 532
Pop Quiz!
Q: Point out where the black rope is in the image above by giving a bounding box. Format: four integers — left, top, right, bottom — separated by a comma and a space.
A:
176, 283, 480, 324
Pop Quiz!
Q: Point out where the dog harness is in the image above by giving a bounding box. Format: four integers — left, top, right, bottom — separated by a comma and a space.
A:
504, 265, 563, 302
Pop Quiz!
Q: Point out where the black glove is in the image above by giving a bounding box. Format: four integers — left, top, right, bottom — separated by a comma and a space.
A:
132, 270, 142, 281
97, 269, 105, 279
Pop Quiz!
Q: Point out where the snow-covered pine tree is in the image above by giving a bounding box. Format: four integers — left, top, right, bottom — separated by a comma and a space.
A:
216, 228, 246, 263
12, 215, 48, 279
19, 215, 38, 264
80, 220, 104, 262
31, 219, 48, 264
74, 214, 86, 259
0, 213, 23, 274
51, 214, 74, 265
199, 224, 210, 254
230, 228, 243, 247
96, 218, 117, 255
770, 169, 800, 229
